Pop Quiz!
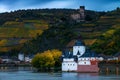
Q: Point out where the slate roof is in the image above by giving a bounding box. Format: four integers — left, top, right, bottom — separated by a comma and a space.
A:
80, 49, 98, 57
74, 40, 85, 46
62, 50, 73, 58
66, 39, 85, 48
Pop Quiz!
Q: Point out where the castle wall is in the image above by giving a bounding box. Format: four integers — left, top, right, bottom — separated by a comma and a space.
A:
62, 58, 77, 71
77, 65, 99, 72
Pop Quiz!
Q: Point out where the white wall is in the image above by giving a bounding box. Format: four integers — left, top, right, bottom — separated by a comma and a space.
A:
63, 58, 74, 62
18, 54, 24, 61
78, 58, 90, 61
62, 61, 77, 71
73, 46, 85, 56
78, 60, 91, 65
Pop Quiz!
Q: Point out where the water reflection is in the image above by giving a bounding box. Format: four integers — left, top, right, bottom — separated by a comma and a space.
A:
62, 72, 120, 80
0, 70, 120, 80
62, 72, 99, 80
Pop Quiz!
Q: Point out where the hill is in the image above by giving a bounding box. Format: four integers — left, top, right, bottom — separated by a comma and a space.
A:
0, 8, 101, 53
0, 8, 120, 56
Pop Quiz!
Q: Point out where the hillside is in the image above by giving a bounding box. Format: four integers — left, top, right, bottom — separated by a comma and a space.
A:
0, 9, 101, 53
0, 8, 120, 56
90, 8, 120, 55
0, 20, 48, 52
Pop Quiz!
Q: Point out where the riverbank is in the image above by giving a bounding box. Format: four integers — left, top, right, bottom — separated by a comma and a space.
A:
99, 61, 120, 74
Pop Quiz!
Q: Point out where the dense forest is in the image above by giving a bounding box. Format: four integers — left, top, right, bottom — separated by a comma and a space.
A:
0, 7, 120, 57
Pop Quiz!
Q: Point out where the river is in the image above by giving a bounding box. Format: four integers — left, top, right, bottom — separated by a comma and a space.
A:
0, 71, 120, 80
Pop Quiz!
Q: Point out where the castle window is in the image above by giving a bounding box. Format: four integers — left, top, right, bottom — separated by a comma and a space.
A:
84, 62, 86, 64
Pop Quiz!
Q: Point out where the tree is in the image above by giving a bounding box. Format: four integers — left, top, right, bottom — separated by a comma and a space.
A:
51, 49, 62, 67
31, 49, 62, 69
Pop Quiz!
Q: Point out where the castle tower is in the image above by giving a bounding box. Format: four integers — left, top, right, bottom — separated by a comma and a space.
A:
73, 40, 86, 57
79, 6, 85, 21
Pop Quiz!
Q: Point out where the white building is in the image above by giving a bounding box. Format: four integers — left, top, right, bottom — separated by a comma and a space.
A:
25, 56, 32, 62
18, 53, 24, 61
62, 58, 77, 71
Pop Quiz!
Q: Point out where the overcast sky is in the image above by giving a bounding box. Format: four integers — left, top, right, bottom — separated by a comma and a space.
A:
0, 0, 120, 13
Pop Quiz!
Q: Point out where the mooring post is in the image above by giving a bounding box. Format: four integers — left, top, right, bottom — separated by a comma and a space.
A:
106, 67, 109, 74
1, 67, 3, 70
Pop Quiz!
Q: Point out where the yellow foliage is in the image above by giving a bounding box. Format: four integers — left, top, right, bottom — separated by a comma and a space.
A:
51, 49, 62, 61
106, 41, 115, 48
33, 23, 48, 30
103, 29, 115, 37
0, 47, 9, 52
4, 21, 23, 26
32, 49, 62, 68
84, 39, 97, 46
19, 39, 28, 44
0, 39, 8, 46
29, 30, 43, 37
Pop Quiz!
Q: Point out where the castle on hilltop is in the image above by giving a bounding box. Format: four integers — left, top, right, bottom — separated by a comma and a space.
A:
71, 6, 85, 22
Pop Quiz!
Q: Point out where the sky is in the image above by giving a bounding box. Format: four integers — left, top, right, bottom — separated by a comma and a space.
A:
0, 0, 120, 13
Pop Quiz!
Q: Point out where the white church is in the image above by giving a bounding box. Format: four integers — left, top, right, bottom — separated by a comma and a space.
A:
61, 39, 102, 72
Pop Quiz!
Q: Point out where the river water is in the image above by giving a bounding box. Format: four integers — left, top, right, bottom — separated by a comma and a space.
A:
0, 71, 120, 80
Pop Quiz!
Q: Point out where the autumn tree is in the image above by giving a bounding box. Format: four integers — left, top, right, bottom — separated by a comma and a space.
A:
32, 49, 62, 69
51, 49, 62, 67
